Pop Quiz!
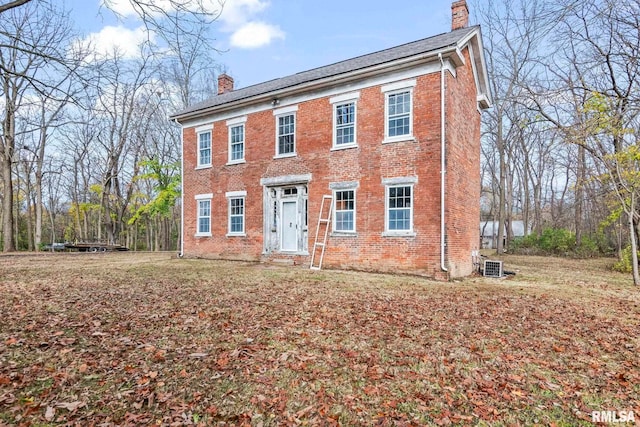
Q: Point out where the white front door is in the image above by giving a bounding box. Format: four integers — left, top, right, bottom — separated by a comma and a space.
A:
281, 200, 298, 251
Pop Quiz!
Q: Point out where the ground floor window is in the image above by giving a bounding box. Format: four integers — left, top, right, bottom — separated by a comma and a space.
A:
334, 189, 355, 232
382, 177, 416, 236
195, 193, 213, 236
226, 191, 246, 236
387, 185, 412, 231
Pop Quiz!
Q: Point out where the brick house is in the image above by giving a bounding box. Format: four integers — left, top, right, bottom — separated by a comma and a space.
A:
170, 0, 491, 279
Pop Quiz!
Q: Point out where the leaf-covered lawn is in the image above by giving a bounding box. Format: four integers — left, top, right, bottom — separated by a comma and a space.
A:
0, 253, 638, 426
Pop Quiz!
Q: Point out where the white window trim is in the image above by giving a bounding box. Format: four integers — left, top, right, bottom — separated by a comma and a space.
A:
274, 109, 297, 158
195, 193, 213, 237
330, 181, 358, 234
331, 187, 358, 235
226, 191, 247, 237
331, 92, 360, 150
227, 117, 247, 165
197, 129, 212, 168
382, 79, 416, 144
382, 177, 417, 237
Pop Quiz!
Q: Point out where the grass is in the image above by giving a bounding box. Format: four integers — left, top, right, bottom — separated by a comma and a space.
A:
0, 252, 638, 425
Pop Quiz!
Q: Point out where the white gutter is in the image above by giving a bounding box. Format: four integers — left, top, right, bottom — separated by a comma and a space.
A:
176, 118, 184, 258
439, 53, 448, 273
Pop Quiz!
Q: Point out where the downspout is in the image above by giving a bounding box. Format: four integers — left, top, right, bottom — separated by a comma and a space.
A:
439, 53, 448, 273
175, 118, 184, 258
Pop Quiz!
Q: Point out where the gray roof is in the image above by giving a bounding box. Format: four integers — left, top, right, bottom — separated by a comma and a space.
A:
172, 25, 480, 120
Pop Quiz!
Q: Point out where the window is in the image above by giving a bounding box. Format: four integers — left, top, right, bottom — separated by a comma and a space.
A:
331, 92, 359, 149
334, 190, 355, 232
335, 103, 355, 145
226, 191, 246, 236
230, 125, 244, 162
382, 177, 417, 235
273, 106, 298, 157
277, 114, 295, 155
195, 194, 213, 236
330, 181, 358, 234
382, 80, 416, 143
227, 116, 247, 164
197, 131, 212, 167
387, 92, 411, 137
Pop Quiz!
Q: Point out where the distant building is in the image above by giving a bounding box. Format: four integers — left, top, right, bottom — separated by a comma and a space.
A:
171, 1, 491, 278
480, 221, 527, 249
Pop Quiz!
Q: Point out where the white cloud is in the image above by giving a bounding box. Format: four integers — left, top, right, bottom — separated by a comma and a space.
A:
218, 0, 284, 49
99, 0, 283, 50
219, 0, 269, 28
81, 25, 151, 59
230, 21, 284, 49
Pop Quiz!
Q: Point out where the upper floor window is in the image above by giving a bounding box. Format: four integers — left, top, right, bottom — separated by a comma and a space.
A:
331, 92, 359, 149
197, 130, 212, 167
387, 92, 411, 137
227, 116, 247, 164
274, 105, 298, 157
382, 80, 416, 143
278, 114, 295, 155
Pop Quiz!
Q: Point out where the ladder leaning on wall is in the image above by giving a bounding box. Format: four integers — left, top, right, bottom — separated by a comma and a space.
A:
310, 195, 333, 270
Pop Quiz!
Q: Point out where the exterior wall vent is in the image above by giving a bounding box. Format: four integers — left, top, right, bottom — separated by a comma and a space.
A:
483, 260, 503, 278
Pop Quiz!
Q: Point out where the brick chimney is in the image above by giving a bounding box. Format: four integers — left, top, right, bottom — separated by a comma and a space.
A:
217, 73, 234, 95
451, 0, 469, 30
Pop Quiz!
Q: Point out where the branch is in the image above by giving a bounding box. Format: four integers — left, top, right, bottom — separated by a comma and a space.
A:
0, 0, 31, 15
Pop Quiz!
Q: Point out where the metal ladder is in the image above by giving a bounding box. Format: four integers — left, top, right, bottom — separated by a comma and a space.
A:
310, 195, 333, 270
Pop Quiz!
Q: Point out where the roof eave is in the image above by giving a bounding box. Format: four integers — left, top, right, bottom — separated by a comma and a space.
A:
170, 45, 465, 123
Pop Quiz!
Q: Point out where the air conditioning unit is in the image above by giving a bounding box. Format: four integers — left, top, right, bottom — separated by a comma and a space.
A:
483, 260, 503, 278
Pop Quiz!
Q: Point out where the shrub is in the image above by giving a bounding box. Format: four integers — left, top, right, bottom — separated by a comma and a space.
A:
612, 245, 637, 273
510, 228, 609, 258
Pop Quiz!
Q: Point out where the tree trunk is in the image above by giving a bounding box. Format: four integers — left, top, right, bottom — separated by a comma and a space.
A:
496, 115, 506, 254
628, 194, 640, 285
575, 145, 585, 246
2, 155, 15, 252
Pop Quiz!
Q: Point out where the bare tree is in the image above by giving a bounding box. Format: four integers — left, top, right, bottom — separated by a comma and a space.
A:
476, 0, 555, 252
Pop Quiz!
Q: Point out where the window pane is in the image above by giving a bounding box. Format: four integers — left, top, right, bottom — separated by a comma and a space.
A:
336, 211, 353, 231
231, 216, 243, 232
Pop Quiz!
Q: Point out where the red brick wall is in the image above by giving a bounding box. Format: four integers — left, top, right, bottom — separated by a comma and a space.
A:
182, 49, 481, 278
444, 48, 482, 276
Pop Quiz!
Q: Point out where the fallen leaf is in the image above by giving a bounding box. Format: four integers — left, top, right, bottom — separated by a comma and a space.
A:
56, 401, 84, 411
45, 406, 55, 421
189, 352, 208, 358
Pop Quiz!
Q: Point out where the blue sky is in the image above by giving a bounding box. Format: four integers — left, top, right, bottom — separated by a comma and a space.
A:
66, 0, 465, 89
